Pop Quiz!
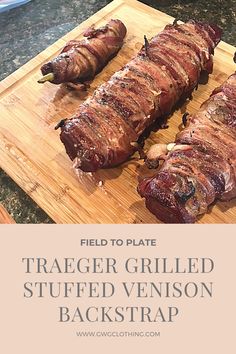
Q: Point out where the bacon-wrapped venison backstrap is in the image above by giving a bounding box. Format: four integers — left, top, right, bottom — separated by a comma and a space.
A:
59, 20, 221, 172
138, 73, 236, 223
38, 19, 126, 84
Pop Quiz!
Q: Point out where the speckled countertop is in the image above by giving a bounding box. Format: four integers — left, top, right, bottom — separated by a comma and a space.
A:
0, 0, 236, 223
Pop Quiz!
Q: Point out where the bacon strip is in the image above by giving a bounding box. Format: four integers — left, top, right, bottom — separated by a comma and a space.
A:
138, 73, 236, 223
40, 19, 127, 84
59, 20, 222, 172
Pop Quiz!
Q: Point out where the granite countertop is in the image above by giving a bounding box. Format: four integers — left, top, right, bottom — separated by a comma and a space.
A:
0, 0, 236, 223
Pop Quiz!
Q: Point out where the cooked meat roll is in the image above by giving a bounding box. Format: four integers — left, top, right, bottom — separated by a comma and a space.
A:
39, 19, 127, 85
59, 20, 222, 172
138, 73, 236, 223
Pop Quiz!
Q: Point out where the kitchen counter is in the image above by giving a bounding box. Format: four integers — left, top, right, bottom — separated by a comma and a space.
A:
0, 0, 235, 223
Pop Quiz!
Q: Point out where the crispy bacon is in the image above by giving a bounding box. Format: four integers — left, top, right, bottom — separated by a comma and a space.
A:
40, 19, 126, 84
59, 20, 221, 172
138, 73, 236, 223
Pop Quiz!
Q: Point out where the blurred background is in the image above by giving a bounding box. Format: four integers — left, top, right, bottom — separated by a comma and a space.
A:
0, 0, 235, 223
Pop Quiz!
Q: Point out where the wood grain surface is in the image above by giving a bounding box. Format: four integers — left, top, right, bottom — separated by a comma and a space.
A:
0, 204, 15, 224
0, 0, 236, 223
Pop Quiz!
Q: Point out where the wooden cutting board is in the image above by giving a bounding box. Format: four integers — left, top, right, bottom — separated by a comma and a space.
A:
0, 204, 15, 224
0, 0, 236, 224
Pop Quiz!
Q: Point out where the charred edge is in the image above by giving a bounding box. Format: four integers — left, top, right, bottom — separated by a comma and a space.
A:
182, 112, 189, 127
174, 181, 195, 203
233, 52, 236, 64
173, 18, 180, 25
145, 158, 160, 169
55, 118, 68, 130
144, 35, 150, 56
130, 141, 146, 160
